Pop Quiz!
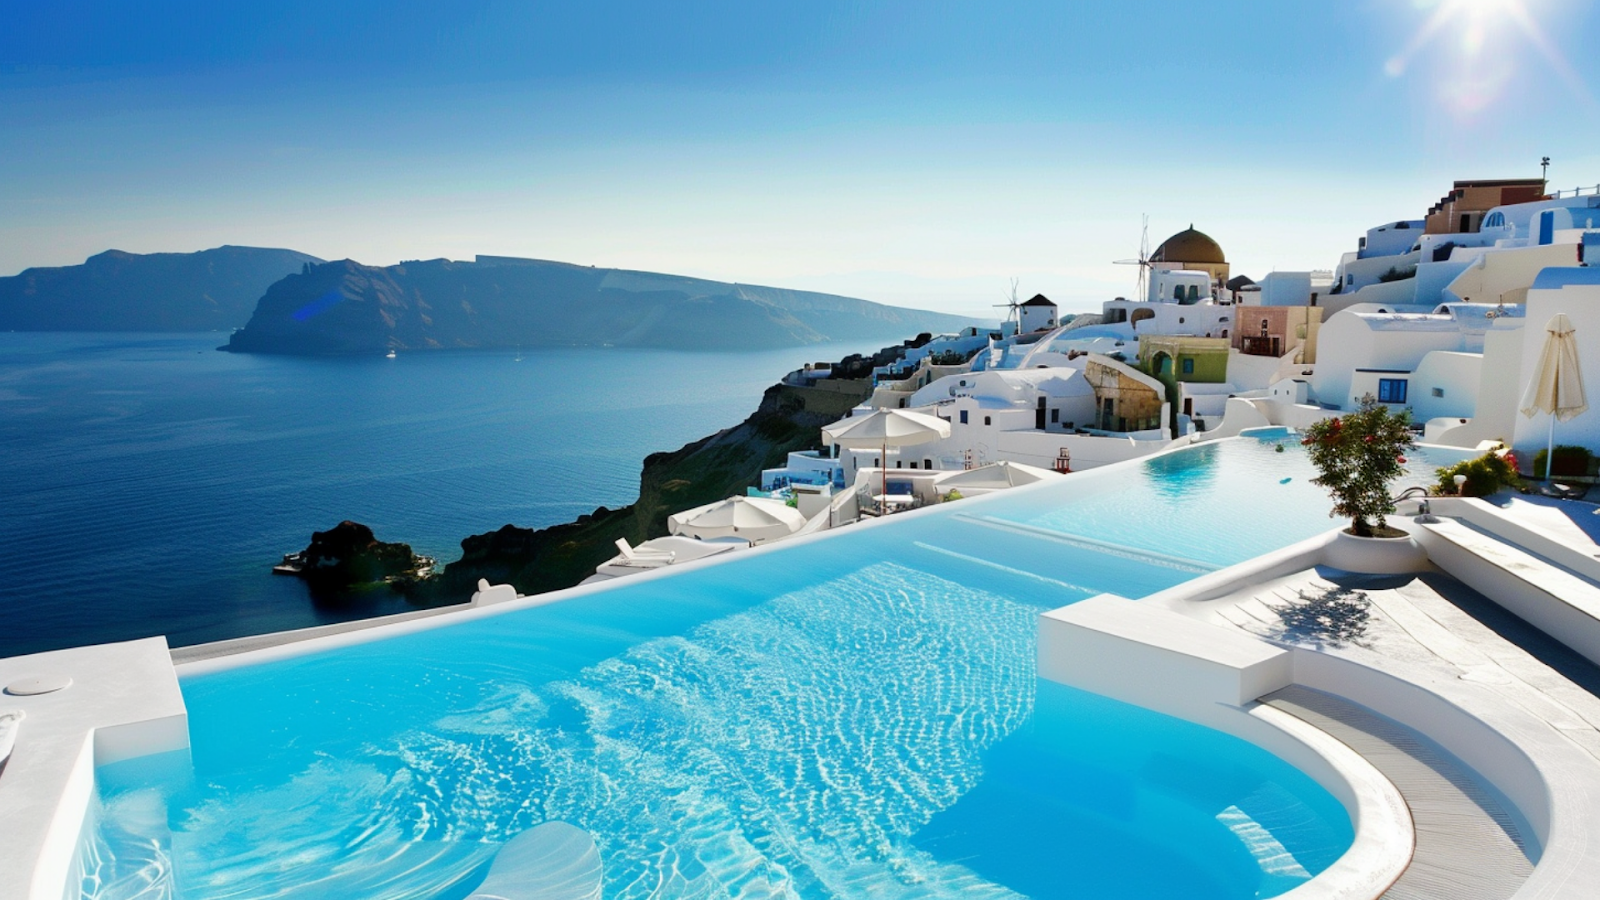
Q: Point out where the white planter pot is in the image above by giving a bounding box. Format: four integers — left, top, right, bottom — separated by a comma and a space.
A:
1321, 524, 1431, 574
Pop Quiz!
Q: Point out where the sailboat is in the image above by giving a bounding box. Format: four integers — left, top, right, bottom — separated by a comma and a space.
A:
385, 349, 396, 359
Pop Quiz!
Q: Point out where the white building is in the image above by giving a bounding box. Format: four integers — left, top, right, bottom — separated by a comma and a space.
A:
1018, 294, 1059, 333
834, 356, 1172, 477
1309, 302, 1520, 416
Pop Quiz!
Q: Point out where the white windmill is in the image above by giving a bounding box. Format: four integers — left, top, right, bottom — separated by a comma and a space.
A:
993, 276, 1023, 336
1113, 215, 1154, 303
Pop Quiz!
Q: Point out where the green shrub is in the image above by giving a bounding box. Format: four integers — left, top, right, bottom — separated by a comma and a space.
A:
942, 489, 964, 502
1531, 445, 1593, 479
1434, 451, 1522, 497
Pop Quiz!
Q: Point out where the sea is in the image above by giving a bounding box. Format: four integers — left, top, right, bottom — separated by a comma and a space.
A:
0, 333, 885, 658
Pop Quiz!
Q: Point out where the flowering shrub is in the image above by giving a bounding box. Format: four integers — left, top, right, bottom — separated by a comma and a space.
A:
1434, 450, 1522, 497
1302, 398, 1417, 537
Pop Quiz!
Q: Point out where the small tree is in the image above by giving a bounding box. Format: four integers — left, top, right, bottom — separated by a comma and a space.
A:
1302, 397, 1416, 537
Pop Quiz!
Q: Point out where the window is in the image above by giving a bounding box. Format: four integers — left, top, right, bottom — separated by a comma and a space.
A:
1431, 387, 1444, 398
959, 410, 968, 424
1051, 408, 1060, 423
983, 416, 991, 426
909, 461, 917, 469
1181, 358, 1195, 375
924, 458, 932, 469
1377, 378, 1408, 403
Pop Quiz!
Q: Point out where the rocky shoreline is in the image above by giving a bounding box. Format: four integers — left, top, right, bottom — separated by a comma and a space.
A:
295, 339, 924, 606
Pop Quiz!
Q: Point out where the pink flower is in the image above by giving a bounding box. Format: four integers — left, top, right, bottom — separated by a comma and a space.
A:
1396, 456, 1407, 464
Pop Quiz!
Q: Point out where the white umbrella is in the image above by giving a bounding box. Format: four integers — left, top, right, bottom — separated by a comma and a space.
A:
1520, 313, 1588, 479
822, 408, 952, 503
667, 495, 806, 543
936, 460, 1057, 491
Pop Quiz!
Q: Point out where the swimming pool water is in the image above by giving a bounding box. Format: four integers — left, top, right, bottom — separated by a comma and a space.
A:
79, 433, 1459, 899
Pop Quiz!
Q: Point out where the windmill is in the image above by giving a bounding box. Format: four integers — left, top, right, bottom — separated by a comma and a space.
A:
1113, 214, 1153, 302
993, 276, 1023, 336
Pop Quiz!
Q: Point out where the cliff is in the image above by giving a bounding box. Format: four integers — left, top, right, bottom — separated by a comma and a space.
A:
411, 342, 913, 600
225, 256, 979, 354
0, 246, 322, 331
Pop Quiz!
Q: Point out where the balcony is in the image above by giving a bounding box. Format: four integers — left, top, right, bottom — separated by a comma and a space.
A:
1238, 335, 1282, 358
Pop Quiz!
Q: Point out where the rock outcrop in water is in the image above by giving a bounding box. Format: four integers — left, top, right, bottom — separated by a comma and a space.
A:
295, 520, 431, 599
224, 255, 978, 354
0, 246, 322, 331
409, 341, 917, 601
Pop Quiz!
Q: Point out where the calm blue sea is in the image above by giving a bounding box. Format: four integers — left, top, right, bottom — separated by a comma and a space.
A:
0, 333, 883, 658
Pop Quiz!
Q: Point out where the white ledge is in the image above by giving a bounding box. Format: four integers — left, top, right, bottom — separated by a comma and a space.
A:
0, 638, 188, 900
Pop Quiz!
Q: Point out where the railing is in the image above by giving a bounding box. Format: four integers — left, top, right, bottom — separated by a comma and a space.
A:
1549, 184, 1600, 199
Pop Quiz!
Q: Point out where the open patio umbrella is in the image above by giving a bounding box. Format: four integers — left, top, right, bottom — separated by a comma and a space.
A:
667, 495, 806, 543
1520, 313, 1588, 480
935, 460, 1057, 492
822, 408, 952, 503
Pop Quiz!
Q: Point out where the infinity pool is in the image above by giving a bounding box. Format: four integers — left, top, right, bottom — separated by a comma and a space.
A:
78, 433, 1463, 899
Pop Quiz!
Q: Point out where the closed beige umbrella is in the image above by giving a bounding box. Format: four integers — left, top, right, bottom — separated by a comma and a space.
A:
1520, 313, 1588, 479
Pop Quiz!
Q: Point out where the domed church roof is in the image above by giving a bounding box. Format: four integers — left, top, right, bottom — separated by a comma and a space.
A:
1150, 225, 1226, 264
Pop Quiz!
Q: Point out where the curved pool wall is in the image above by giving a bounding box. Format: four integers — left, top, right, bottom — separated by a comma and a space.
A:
76, 434, 1466, 900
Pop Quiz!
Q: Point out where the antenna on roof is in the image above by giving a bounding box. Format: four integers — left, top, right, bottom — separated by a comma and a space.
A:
993, 276, 1023, 335
1113, 214, 1153, 302
1542, 156, 1551, 188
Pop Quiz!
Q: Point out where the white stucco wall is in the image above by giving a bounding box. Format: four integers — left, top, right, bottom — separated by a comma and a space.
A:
1405, 351, 1483, 422
1312, 313, 1467, 408
1257, 271, 1313, 306
1444, 242, 1579, 306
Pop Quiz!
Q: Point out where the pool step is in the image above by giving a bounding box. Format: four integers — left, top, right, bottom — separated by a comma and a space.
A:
1261, 685, 1531, 900
949, 513, 1220, 575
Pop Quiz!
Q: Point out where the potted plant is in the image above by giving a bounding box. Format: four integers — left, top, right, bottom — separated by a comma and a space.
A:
1302, 397, 1416, 538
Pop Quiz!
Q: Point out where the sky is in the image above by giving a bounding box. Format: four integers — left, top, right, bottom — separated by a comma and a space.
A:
4, 0, 1600, 317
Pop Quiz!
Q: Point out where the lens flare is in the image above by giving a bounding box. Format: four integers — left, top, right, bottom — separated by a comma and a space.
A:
1384, 0, 1591, 116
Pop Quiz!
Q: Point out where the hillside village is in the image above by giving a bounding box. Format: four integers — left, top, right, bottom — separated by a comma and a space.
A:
571, 175, 1600, 582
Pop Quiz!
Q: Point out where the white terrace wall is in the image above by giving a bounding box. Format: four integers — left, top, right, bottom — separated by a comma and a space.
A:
1405, 351, 1483, 422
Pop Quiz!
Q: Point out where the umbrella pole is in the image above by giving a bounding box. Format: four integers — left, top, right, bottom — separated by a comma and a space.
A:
882, 439, 888, 511
1548, 414, 1555, 481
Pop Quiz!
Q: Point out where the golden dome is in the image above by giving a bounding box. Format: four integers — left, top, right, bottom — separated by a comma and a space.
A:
1150, 225, 1225, 265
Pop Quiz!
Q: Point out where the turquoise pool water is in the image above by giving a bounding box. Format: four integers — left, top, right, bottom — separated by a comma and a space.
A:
80, 434, 1463, 899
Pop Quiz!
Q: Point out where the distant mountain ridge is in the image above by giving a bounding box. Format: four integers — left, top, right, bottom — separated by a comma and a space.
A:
0, 246, 323, 331
225, 255, 981, 354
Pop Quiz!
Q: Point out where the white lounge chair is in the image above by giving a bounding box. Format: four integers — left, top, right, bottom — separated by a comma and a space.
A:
610, 538, 675, 568
466, 821, 602, 900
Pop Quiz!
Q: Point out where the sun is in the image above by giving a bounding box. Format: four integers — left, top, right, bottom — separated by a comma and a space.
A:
1384, 0, 1586, 114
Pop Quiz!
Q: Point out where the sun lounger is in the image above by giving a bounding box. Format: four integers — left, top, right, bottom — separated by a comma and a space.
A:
1538, 482, 1590, 501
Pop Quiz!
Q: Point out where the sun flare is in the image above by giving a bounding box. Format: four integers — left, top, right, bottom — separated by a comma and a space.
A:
1384, 0, 1586, 114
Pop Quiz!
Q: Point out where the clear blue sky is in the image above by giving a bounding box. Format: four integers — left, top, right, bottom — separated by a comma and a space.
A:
4, 0, 1598, 315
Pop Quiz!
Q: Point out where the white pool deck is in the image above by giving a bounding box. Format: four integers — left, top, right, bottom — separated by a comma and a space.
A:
10, 488, 1600, 899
